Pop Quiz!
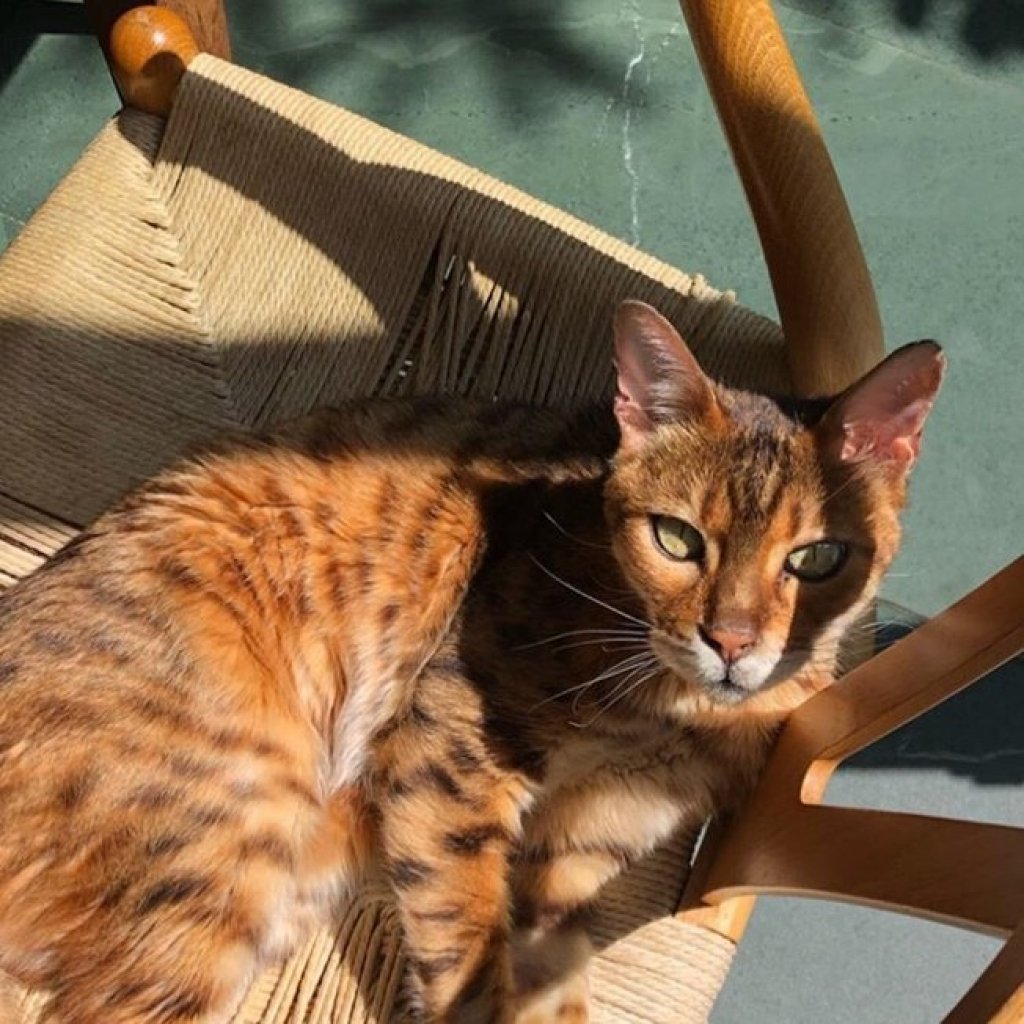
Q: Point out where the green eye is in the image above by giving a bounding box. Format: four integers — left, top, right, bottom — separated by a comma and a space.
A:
651, 516, 705, 562
785, 541, 848, 581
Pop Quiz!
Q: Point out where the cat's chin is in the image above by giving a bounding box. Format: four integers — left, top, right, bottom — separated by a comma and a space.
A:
692, 675, 752, 706
649, 632, 786, 707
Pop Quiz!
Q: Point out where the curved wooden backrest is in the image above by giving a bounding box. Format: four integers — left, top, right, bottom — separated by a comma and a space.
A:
679, 0, 884, 396
97, 2, 883, 399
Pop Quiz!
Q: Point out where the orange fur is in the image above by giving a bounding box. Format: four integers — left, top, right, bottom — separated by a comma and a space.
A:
0, 303, 942, 1022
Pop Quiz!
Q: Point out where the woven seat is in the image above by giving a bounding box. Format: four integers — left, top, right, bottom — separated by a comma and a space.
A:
0, 55, 793, 1021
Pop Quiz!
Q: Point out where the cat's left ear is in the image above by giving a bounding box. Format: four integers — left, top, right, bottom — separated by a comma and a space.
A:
613, 300, 718, 450
818, 340, 946, 468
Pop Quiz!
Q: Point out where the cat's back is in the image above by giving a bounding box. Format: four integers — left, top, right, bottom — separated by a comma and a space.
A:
0, 395, 611, 991
0, 394, 608, 742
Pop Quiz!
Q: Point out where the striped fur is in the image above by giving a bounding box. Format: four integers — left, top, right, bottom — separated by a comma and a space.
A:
0, 305, 941, 1022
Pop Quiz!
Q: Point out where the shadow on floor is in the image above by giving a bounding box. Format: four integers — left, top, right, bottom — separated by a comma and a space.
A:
842, 606, 1024, 786
894, 0, 1024, 58
0, 0, 90, 95
225, 0, 631, 120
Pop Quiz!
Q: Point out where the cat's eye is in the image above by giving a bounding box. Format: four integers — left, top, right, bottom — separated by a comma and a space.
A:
784, 541, 848, 581
651, 516, 705, 562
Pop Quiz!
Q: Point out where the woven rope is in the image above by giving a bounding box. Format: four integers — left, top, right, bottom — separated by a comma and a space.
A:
0, 54, 792, 1020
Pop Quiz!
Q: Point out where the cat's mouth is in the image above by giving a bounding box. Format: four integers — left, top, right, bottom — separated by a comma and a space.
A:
648, 631, 785, 705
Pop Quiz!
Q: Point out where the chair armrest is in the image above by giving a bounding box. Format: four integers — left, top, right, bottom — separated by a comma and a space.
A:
795, 557, 1023, 802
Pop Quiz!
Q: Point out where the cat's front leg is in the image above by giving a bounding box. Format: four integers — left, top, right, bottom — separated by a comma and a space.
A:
504, 849, 610, 1023
507, 775, 690, 1023
375, 656, 534, 1023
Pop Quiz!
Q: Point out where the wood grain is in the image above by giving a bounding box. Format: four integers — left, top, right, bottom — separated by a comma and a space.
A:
84, 0, 229, 60
706, 805, 1024, 937
104, 6, 199, 117
678, 0, 884, 396
676, 818, 756, 941
691, 558, 1024, 1017
943, 925, 1024, 1024
800, 557, 1022, 801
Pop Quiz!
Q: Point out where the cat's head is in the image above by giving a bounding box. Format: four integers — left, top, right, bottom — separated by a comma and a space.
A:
604, 300, 944, 707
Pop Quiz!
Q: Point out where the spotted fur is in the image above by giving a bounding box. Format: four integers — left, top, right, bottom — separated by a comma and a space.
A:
0, 302, 942, 1022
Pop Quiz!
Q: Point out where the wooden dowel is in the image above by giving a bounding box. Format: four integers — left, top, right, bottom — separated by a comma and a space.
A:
84, 0, 229, 61
679, 0, 884, 395
102, 6, 200, 117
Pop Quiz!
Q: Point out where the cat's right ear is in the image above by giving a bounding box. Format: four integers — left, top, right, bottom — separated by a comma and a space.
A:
817, 340, 946, 469
613, 300, 717, 451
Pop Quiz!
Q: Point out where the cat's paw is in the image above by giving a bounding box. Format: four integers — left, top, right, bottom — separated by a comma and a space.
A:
513, 971, 589, 1023
511, 926, 591, 1024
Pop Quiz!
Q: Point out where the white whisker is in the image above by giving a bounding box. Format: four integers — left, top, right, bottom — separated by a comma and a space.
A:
577, 665, 660, 727
529, 556, 652, 629
530, 650, 653, 712
541, 510, 610, 551
822, 469, 865, 506
549, 638, 649, 654
513, 626, 648, 652
568, 652, 656, 714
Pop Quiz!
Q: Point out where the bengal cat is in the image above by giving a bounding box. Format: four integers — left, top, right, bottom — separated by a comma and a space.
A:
0, 301, 943, 1023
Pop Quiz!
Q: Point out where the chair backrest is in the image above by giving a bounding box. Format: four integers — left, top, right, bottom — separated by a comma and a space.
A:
0, 54, 791, 578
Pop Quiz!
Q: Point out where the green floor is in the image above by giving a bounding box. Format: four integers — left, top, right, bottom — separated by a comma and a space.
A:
1, 1, 1021, 1021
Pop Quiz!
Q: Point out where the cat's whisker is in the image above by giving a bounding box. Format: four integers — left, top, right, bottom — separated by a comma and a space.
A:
567, 652, 657, 714
541, 510, 612, 551
532, 650, 655, 712
599, 657, 658, 703
821, 468, 866, 506
550, 639, 649, 655
573, 653, 659, 721
578, 664, 660, 727
529, 556, 652, 629
841, 621, 906, 638
537, 652, 653, 706
513, 626, 648, 652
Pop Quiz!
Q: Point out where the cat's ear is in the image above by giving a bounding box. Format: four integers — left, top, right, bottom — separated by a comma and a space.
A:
818, 340, 945, 468
613, 300, 717, 449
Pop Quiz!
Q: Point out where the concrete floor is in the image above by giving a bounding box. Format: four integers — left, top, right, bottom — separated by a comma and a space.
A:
1, 1, 1021, 1020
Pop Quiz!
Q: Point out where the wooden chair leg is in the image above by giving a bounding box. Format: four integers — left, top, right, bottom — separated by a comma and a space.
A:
942, 925, 1024, 1024
677, 819, 755, 943
690, 559, 1024, 1017
84, 0, 229, 72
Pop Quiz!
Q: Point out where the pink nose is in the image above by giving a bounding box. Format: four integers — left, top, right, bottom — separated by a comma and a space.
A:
698, 623, 758, 663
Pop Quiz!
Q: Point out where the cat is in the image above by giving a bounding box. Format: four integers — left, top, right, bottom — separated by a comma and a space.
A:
0, 300, 943, 1023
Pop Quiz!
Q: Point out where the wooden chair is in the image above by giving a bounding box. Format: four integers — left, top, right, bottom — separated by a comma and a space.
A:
0, 1, 1018, 1020
680, 558, 1024, 1022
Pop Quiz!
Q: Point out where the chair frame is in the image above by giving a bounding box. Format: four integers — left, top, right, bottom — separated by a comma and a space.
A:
679, 560, 1024, 1022
82, 3, 1024, 1020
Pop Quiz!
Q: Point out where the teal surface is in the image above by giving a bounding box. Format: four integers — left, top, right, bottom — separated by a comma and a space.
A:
2, 0, 1020, 617
1, 2, 1021, 1021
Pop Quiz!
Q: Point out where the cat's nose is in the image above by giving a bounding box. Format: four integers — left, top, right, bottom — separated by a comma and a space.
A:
698, 621, 757, 663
